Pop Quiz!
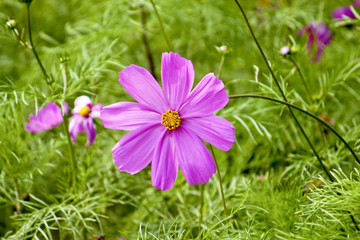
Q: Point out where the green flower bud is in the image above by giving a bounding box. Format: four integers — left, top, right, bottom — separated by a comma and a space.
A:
5, 19, 17, 30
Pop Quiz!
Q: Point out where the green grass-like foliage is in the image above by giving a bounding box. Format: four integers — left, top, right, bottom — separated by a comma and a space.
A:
1, 0, 360, 239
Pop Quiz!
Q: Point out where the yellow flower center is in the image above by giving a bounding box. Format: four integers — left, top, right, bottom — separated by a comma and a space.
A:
161, 110, 181, 130
79, 106, 91, 117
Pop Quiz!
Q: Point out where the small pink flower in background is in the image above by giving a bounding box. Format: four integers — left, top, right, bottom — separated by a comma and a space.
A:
25, 102, 68, 132
69, 96, 102, 147
299, 22, 332, 62
100, 52, 235, 191
332, 1, 360, 20
332, 6, 355, 20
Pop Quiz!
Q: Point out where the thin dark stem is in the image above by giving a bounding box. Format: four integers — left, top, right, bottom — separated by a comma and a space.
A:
140, 7, 157, 80
229, 94, 360, 166
209, 144, 228, 219
230, 94, 360, 229
63, 118, 76, 188
26, 3, 51, 85
233, 0, 332, 181
149, 0, 172, 51
199, 184, 204, 234
288, 58, 312, 104
217, 55, 226, 79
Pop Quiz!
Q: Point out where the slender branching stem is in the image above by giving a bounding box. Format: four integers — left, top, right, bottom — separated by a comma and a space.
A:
229, 94, 360, 166
233, 0, 332, 182
199, 184, 204, 233
26, 3, 51, 85
288, 58, 312, 104
149, 0, 172, 51
209, 144, 228, 219
218, 55, 226, 79
63, 117, 76, 188
140, 7, 157, 80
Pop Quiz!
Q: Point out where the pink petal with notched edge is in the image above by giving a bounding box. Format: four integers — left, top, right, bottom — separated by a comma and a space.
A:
25, 102, 64, 132
180, 73, 228, 118
174, 127, 216, 185
112, 123, 166, 175
100, 102, 161, 131
73, 96, 92, 114
151, 131, 178, 191
69, 114, 84, 143
161, 52, 195, 111
182, 115, 235, 151
90, 103, 102, 119
119, 65, 168, 113
83, 118, 96, 146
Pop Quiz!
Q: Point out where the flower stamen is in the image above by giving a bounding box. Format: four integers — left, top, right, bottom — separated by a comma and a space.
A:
161, 110, 181, 130
79, 106, 91, 117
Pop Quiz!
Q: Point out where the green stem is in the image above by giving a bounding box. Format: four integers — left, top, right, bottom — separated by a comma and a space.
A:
233, 0, 332, 181
198, 184, 204, 234
217, 55, 226, 79
140, 7, 157, 80
63, 118, 76, 187
229, 94, 360, 165
26, 3, 51, 85
209, 144, 228, 219
288, 58, 312, 104
149, 0, 172, 51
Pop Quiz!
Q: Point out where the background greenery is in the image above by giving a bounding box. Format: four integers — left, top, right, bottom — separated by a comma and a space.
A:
1, 0, 360, 239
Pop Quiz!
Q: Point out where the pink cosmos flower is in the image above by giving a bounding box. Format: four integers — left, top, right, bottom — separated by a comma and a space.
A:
100, 52, 235, 191
299, 22, 332, 62
332, 1, 360, 20
69, 96, 102, 147
25, 102, 68, 132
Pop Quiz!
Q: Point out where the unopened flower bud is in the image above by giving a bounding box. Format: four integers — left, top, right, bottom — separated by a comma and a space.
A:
5, 20, 17, 30
280, 46, 290, 56
216, 45, 231, 55
18, 0, 32, 3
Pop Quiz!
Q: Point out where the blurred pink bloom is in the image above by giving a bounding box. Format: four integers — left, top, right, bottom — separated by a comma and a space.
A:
25, 102, 68, 132
299, 22, 332, 62
69, 96, 102, 146
101, 52, 235, 191
332, 1, 360, 20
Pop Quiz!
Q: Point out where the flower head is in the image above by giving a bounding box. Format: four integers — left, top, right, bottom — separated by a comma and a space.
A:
280, 46, 290, 56
25, 102, 68, 132
332, 1, 360, 20
100, 52, 235, 191
299, 22, 332, 62
69, 96, 102, 147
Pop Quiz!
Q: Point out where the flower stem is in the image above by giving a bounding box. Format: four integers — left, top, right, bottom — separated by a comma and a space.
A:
288, 58, 312, 104
198, 184, 204, 234
230, 94, 360, 164
26, 3, 52, 85
149, 0, 172, 51
233, 0, 332, 181
209, 144, 228, 219
140, 6, 157, 80
63, 117, 76, 188
217, 55, 226, 79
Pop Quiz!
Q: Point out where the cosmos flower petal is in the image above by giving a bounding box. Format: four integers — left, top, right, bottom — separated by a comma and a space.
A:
151, 131, 178, 191
182, 115, 235, 151
89, 104, 102, 119
332, 6, 355, 19
25, 102, 64, 132
73, 96, 92, 114
112, 124, 166, 174
83, 118, 96, 146
69, 114, 84, 143
100, 102, 161, 131
180, 73, 228, 118
119, 65, 168, 113
175, 127, 216, 185
161, 52, 194, 110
